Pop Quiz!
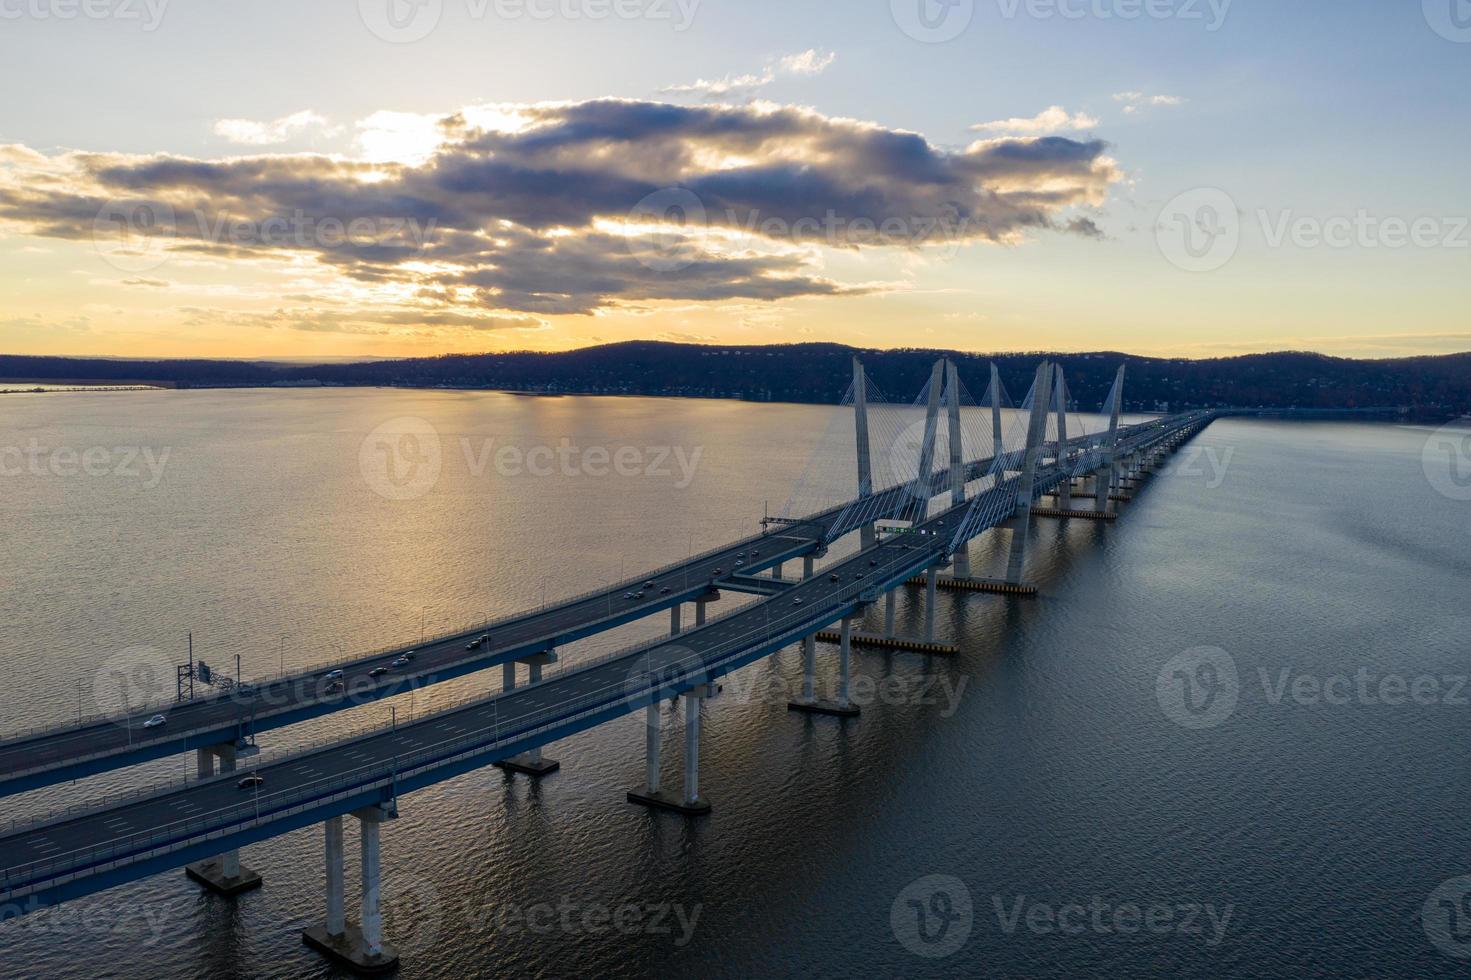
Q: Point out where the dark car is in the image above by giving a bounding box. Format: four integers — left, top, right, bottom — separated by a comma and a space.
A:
369, 666, 389, 678
237, 774, 264, 790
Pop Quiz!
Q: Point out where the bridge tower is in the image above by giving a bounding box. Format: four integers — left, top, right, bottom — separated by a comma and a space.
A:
854, 355, 876, 550
990, 362, 1004, 461
1053, 364, 1072, 509
946, 359, 970, 580
1094, 365, 1126, 512
1003, 361, 1055, 586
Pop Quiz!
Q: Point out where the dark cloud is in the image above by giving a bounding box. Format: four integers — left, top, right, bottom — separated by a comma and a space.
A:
0, 100, 1118, 319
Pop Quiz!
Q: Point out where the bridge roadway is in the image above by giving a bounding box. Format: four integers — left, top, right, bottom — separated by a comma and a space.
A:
0, 411, 1213, 909
0, 426, 1122, 798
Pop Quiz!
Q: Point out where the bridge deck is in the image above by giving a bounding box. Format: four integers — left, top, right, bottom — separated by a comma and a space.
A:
0, 412, 1213, 908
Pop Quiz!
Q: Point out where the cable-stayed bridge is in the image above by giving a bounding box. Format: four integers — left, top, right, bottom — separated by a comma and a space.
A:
0, 358, 1215, 973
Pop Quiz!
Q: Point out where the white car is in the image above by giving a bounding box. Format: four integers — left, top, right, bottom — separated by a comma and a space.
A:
324, 669, 344, 680
143, 714, 167, 729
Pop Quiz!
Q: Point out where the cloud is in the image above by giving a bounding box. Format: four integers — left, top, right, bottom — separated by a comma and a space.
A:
0, 98, 1120, 323
660, 49, 837, 100
213, 110, 337, 146
120, 277, 169, 287
1112, 92, 1187, 115
971, 106, 1098, 135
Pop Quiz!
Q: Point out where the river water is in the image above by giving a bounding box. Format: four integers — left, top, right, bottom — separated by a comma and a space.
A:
1, 388, 1469, 978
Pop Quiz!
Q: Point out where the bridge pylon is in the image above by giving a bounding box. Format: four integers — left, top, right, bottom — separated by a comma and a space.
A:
854, 355, 876, 550
1003, 361, 1055, 586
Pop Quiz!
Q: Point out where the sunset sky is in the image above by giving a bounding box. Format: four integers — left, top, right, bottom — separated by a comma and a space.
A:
1, 0, 1467, 361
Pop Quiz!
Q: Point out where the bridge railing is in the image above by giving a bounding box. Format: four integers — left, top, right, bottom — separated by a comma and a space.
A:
0, 515, 948, 861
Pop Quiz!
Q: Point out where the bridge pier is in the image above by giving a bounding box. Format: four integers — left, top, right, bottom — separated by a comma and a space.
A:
789, 613, 861, 717
303, 803, 399, 974
695, 590, 718, 626
670, 604, 682, 635
184, 743, 262, 896
803, 555, 815, 580
884, 590, 897, 638
628, 685, 715, 815
494, 651, 561, 777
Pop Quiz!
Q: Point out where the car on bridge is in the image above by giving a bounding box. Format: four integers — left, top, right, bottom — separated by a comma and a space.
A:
237, 774, 264, 790
324, 669, 344, 680
142, 714, 166, 729
369, 666, 389, 678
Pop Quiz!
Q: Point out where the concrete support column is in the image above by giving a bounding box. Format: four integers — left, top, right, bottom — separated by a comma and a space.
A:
645, 704, 661, 794
803, 555, 814, 580
670, 604, 682, 635
359, 815, 383, 958
772, 561, 784, 581
324, 815, 345, 938
801, 634, 816, 702
303, 807, 398, 971
884, 590, 897, 638
526, 661, 545, 767
682, 691, 701, 808
696, 595, 713, 627
216, 745, 240, 880
502, 661, 516, 693
495, 652, 560, 777
837, 616, 853, 710
925, 566, 939, 644
628, 685, 713, 815
185, 743, 261, 895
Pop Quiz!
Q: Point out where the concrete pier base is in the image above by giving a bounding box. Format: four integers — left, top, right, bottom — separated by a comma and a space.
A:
787, 697, 861, 718
903, 575, 1037, 597
302, 923, 400, 975
495, 754, 561, 777
625, 788, 712, 816
185, 858, 262, 896
813, 629, 959, 655
1028, 506, 1118, 521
